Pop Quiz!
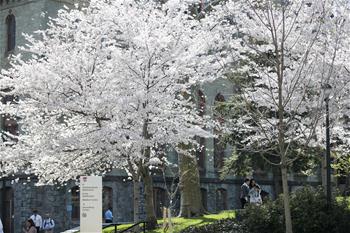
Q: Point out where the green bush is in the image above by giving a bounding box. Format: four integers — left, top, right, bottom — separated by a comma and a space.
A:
238, 187, 350, 233
179, 218, 243, 233
237, 200, 284, 233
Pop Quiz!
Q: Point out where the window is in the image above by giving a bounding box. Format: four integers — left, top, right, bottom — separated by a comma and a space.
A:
71, 186, 80, 221
153, 187, 167, 218
103, 186, 113, 212
215, 188, 228, 212
200, 188, 208, 211
214, 93, 225, 123
215, 93, 225, 102
214, 93, 226, 171
213, 136, 225, 170
0, 187, 14, 233
196, 136, 206, 174
5, 13, 16, 53
2, 116, 18, 135
1, 88, 19, 143
1, 115, 18, 142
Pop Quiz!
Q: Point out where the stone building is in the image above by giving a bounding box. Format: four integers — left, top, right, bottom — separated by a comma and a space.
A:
0, 1, 321, 233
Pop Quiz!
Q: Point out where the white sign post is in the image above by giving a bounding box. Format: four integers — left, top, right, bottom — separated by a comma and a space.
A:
80, 176, 102, 233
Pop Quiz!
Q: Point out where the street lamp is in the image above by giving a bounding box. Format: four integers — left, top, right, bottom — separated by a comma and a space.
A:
322, 83, 332, 207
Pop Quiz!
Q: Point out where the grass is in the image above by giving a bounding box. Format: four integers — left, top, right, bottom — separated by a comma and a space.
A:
102, 223, 134, 232
103, 210, 235, 233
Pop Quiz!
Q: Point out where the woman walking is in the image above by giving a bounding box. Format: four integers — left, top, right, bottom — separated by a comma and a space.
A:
249, 179, 262, 205
23, 219, 37, 233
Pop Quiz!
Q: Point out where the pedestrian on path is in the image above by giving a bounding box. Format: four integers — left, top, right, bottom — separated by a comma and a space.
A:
249, 179, 262, 205
104, 207, 113, 223
30, 210, 42, 233
240, 178, 250, 209
42, 213, 55, 233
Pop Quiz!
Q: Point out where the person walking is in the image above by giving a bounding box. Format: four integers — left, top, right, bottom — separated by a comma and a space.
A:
249, 179, 262, 205
30, 210, 42, 233
42, 213, 55, 233
104, 207, 113, 223
0, 217, 3, 233
23, 219, 37, 233
240, 178, 250, 209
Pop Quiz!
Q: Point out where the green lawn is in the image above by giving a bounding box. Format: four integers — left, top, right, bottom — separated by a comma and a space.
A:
103, 223, 134, 233
103, 210, 235, 233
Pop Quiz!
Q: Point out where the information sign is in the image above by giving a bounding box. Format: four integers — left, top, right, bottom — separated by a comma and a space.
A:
80, 176, 102, 233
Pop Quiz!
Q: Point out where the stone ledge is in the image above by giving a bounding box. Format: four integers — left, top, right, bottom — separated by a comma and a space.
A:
1, 0, 26, 7
0, 0, 38, 10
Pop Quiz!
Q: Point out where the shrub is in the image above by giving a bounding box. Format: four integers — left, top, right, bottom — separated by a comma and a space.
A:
179, 218, 243, 233
238, 187, 350, 233
237, 200, 284, 233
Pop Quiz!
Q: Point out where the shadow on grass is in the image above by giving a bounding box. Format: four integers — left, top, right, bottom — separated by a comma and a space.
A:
104, 211, 236, 233
147, 211, 236, 233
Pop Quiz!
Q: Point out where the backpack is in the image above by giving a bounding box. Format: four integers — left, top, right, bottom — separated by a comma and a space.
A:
43, 219, 54, 230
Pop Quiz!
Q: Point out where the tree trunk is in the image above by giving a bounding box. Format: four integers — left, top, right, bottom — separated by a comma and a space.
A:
133, 178, 141, 223
178, 152, 204, 217
281, 165, 293, 233
276, 6, 293, 233
141, 166, 157, 230
140, 118, 157, 229
272, 166, 283, 198
321, 154, 327, 193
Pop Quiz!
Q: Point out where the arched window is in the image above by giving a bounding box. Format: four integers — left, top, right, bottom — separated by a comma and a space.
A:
214, 93, 226, 171
153, 187, 167, 218
103, 186, 113, 212
200, 188, 208, 211
5, 13, 16, 53
215, 188, 228, 212
71, 186, 80, 221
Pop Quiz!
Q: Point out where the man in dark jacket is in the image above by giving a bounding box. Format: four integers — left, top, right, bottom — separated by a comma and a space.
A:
240, 178, 250, 209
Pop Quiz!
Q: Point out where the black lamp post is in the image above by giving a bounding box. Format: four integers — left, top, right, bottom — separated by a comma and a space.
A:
323, 83, 332, 207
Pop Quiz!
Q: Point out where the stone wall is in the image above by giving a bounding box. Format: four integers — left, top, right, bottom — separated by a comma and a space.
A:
0, 172, 322, 233
0, 0, 78, 68
0, 178, 66, 233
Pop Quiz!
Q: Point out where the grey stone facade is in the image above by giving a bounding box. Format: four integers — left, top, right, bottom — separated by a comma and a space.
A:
0, 173, 320, 233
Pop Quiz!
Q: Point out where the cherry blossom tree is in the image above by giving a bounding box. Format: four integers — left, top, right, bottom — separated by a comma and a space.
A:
0, 0, 222, 228
207, 0, 350, 232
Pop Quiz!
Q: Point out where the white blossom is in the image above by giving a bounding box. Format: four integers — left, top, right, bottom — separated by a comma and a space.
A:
0, 0, 221, 184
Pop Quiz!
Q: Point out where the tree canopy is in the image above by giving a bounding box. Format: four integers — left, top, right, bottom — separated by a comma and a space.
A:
0, 0, 222, 184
